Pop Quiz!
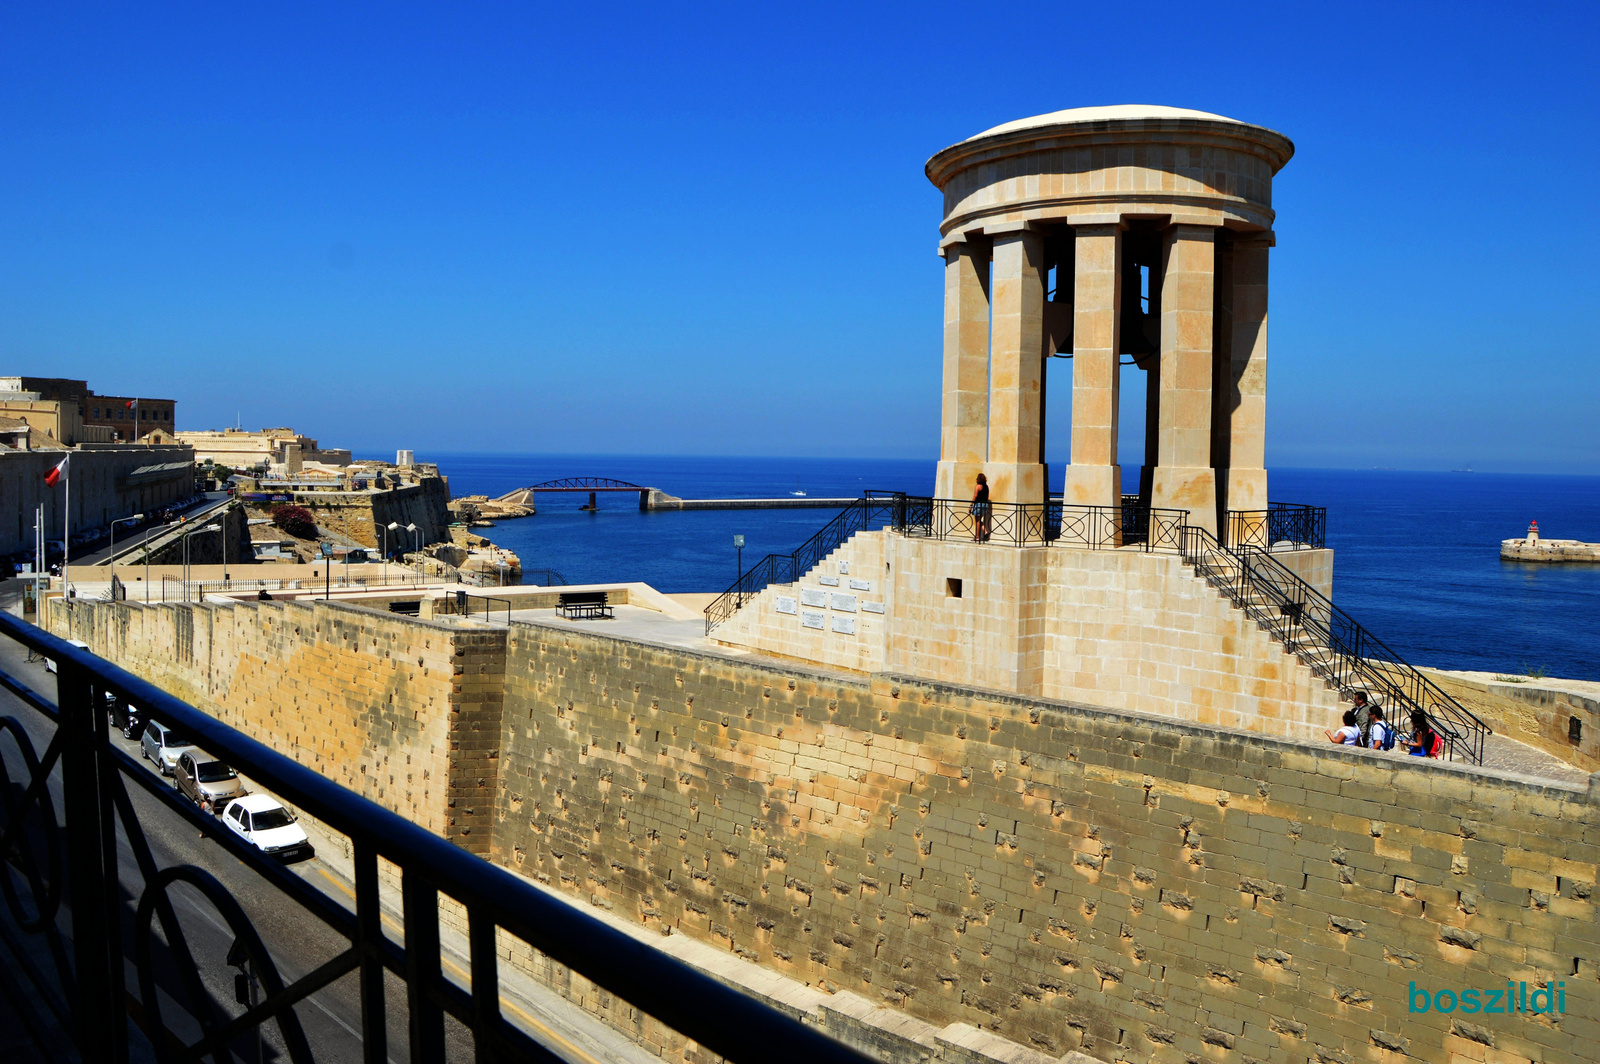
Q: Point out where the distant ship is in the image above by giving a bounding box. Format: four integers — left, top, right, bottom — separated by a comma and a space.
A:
790, 477, 806, 497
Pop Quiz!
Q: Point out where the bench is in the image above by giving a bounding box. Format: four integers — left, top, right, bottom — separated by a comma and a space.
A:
558, 591, 613, 620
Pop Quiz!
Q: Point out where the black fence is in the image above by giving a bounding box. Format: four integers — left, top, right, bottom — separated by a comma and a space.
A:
0, 611, 875, 1063
1224, 502, 1327, 550
1178, 526, 1489, 764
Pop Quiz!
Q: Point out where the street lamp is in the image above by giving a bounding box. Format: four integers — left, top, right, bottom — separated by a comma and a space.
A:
108, 513, 145, 574
384, 521, 400, 584
180, 524, 221, 602
404, 523, 419, 583
733, 534, 745, 605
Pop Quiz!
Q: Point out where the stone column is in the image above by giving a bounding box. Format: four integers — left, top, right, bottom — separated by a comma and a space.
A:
984, 225, 1046, 507
934, 240, 991, 500
1224, 235, 1271, 513
1151, 224, 1218, 533
1062, 223, 1122, 511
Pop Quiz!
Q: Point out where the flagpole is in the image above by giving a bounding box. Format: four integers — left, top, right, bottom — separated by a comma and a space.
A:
62, 457, 70, 601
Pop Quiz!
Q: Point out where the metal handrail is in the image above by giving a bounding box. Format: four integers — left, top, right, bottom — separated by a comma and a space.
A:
1178, 525, 1489, 764
1224, 502, 1327, 550
0, 611, 874, 1063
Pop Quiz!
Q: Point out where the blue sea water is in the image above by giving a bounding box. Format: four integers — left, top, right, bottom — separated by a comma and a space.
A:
416, 453, 1600, 682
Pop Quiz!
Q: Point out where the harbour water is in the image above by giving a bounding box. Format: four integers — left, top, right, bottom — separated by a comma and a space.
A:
422, 453, 1600, 682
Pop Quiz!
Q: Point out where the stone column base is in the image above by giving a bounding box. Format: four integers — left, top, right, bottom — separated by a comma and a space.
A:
982, 462, 1046, 509
1061, 464, 1121, 509
1151, 466, 1218, 535
935, 460, 987, 502
1225, 467, 1268, 514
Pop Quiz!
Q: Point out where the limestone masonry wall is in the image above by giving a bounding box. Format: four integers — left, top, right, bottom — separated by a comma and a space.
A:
718, 532, 1343, 745
499, 621, 1598, 1064
1423, 670, 1600, 774
51, 598, 1600, 1064
51, 599, 503, 850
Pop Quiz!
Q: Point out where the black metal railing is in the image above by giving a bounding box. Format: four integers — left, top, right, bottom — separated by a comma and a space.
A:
1177, 525, 1489, 764
0, 611, 875, 1064
703, 494, 905, 635
1224, 502, 1327, 550
463, 595, 512, 625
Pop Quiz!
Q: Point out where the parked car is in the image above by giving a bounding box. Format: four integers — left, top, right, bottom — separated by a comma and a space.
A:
221, 795, 313, 859
109, 696, 146, 740
174, 749, 247, 813
44, 639, 91, 674
140, 720, 194, 776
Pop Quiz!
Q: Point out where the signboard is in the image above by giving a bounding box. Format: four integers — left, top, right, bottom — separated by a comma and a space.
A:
801, 610, 826, 630
829, 593, 857, 613
848, 579, 872, 591
831, 615, 856, 635
863, 601, 886, 614
818, 575, 840, 587
775, 596, 797, 615
800, 588, 827, 608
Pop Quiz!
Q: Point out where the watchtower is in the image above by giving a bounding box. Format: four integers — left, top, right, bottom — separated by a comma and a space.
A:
925, 105, 1294, 533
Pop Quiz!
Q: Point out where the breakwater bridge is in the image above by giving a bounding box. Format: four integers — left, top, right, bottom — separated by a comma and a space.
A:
494, 477, 854, 511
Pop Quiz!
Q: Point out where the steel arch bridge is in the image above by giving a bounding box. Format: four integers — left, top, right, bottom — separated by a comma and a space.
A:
494, 478, 652, 509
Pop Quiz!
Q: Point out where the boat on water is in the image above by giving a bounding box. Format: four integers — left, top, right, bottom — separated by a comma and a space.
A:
790, 476, 806, 497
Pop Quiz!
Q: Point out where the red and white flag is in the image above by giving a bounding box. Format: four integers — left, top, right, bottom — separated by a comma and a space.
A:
44, 454, 69, 487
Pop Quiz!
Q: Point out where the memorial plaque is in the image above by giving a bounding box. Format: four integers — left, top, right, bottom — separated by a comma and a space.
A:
819, 575, 840, 587
775, 596, 797, 615
862, 601, 886, 614
830, 593, 858, 612
831, 615, 857, 635
801, 610, 826, 630
848, 579, 872, 591
838, 561, 850, 574
800, 587, 827, 608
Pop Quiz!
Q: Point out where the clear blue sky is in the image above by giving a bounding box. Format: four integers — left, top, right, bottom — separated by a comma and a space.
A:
1, 3, 1595, 472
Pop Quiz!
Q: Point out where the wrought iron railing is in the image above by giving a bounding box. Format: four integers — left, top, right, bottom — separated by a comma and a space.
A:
0, 612, 874, 1063
1177, 525, 1489, 764
462, 594, 513, 625
703, 494, 904, 635
1224, 502, 1327, 550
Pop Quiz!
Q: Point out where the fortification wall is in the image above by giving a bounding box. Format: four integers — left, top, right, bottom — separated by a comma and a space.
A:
49, 599, 504, 850
499, 620, 1599, 1064
1423, 669, 1600, 773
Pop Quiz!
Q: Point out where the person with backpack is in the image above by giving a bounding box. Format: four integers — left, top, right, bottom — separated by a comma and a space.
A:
1367, 706, 1397, 751
1326, 709, 1362, 746
1407, 710, 1443, 758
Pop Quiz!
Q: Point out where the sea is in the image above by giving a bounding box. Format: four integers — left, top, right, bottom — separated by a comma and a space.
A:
415, 454, 1600, 683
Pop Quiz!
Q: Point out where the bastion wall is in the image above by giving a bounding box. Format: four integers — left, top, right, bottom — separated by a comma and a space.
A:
51, 598, 1600, 1064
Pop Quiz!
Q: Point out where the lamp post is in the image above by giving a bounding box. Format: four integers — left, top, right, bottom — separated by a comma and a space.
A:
733, 534, 745, 606
140, 524, 159, 603
404, 523, 419, 584
108, 513, 145, 570
180, 523, 221, 603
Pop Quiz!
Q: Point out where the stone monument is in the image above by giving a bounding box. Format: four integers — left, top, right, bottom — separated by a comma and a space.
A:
925, 105, 1293, 534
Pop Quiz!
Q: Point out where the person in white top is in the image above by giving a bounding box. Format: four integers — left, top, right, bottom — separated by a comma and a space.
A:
1326, 709, 1362, 745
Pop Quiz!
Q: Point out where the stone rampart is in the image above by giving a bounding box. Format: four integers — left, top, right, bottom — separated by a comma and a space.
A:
48, 598, 1600, 1063
498, 621, 1598, 1064
1423, 669, 1600, 773
50, 598, 504, 850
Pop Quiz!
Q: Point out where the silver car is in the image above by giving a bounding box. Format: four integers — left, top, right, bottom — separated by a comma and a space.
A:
174, 749, 246, 813
140, 720, 193, 776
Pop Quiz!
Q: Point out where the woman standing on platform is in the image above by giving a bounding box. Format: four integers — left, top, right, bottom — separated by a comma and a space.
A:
970, 473, 990, 542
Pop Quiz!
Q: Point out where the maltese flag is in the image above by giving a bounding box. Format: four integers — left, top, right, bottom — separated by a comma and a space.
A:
44, 454, 69, 487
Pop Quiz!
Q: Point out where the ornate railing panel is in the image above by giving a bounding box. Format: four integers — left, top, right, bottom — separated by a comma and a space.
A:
0, 612, 875, 1063
1224, 502, 1327, 550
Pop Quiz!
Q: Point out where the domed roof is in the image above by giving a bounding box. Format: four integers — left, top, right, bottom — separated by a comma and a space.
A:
967, 105, 1247, 141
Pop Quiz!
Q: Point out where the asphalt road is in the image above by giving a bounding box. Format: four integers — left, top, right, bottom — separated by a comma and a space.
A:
0, 599, 675, 1064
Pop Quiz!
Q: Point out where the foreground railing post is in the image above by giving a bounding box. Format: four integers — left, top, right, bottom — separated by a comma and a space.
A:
354, 843, 389, 1064
469, 906, 500, 1064
58, 659, 124, 1064
403, 870, 447, 1061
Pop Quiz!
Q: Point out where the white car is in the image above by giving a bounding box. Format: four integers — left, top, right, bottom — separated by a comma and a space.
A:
221, 794, 313, 860
140, 720, 194, 776
45, 639, 91, 674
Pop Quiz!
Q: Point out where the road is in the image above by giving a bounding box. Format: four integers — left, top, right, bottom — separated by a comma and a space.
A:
77, 491, 234, 567
0, 632, 664, 1064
